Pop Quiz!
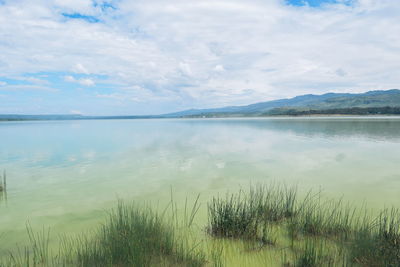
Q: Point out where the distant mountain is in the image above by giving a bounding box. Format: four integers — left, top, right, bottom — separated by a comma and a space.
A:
2, 89, 400, 121
164, 89, 400, 117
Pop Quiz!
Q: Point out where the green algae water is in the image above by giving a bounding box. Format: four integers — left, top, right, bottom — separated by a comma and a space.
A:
1, 117, 400, 259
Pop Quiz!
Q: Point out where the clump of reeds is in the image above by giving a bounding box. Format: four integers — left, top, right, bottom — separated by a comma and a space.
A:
73, 201, 206, 267
208, 184, 400, 266
0, 170, 6, 193
0, 170, 6, 203
291, 197, 356, 240
207, 192, 260, 240
2, 224, 52, 267
287, 239, 339, 267
282, 238, 346, 267
209, 245, 224, 267
207, 184, 301, 245
1, 201, 210, 267
294, 241, 325, 267
4, 183, 400, 267
207, 184, 305, 243
208, 193, 279, 246
348, 208, 400, 266
251, 184, 299, 223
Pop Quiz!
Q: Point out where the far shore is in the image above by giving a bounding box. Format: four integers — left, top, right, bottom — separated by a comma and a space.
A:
2, 114, 400, 122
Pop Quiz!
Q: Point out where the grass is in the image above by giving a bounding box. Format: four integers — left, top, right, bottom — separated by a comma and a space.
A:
207, 184, 400, 266
207, 191, 260, 240
250, 184, 298, 223
291, 197, 357, 239
207, 195, 277, 248
348, 208, 400, 266
208, 185, 357, 240
2, 183, 400, 266
0, 171, 5, 192
1, 201, 211, 267
0, 225, 52, 267
0, 171, 6, 201
72, 201, 206, 267
207, 184, 298, 242
293, 240, 327, 267
0, 171, 7, 204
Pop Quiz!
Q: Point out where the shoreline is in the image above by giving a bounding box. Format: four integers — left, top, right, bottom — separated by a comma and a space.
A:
2, 114, 400, 122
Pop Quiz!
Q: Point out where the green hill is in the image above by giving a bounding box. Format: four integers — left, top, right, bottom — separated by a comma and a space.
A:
167, 89, 400, 117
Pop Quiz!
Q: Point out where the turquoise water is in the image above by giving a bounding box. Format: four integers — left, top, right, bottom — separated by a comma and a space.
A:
1, 117, 400, 250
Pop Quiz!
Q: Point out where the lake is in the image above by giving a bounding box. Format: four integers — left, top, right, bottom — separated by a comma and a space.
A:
1, 117, 400, 253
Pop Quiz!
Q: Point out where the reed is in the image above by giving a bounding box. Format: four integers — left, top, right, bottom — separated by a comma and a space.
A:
348, 208, 400, 266
207, 191, 260, 240
294, 238, 343, 267
184, 193, 201, 228
251, 184, 299, 223
2, 183, 400, 267
73, 201, 206, 267
1, 201, 209, 267
294, 240, 324, 267
207, 184, 299, 242
0, 170, 6, 193
206, 183, 400, 266
2, 224, 52, 267
209, 245, 224, 267
291, 198, 356, 239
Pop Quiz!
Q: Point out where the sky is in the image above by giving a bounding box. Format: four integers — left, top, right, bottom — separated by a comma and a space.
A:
0, 0, 399, 115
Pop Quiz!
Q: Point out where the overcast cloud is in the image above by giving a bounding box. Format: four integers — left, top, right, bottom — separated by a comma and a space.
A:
0, 0, 399, 115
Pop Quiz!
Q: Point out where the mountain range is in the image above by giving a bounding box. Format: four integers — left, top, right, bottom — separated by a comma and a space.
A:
165, 89, 400, 117
1, 89, 400, 120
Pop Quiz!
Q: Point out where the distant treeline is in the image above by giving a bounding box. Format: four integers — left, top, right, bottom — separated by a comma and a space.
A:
0, 115, 160, 121
267, 106, 400, 116
2, 106, 400, 121
181, 106, 400, 118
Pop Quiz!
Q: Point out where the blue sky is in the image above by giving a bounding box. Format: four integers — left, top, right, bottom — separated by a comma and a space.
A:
62, 12, 100, 23
287, 0, 351, 7
0, 0, 399, 115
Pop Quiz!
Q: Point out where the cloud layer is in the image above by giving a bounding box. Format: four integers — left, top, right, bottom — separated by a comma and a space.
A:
0, 0, 399, 115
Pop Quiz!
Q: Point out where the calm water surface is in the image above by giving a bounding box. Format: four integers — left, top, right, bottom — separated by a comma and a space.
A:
1, 117, 400, 250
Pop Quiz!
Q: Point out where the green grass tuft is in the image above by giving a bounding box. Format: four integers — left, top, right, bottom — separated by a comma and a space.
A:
349, 208, 400, 266
73, 201, 206, 267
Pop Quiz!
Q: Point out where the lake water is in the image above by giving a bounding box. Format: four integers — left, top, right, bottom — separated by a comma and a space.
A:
1, 117, 400, 252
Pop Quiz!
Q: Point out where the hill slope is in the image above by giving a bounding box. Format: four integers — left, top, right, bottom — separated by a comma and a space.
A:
165, 89, 400, 117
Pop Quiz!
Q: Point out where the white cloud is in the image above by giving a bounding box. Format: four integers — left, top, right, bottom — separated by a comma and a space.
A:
79, 78, 95, 86
178, 62, 192, 76
214, 65, 225, 72
64, 75, 95, 86
95, 92, 141, 102
0, 81, 7, 86
0, 84, 58, 92
64, 75, 76, 82
96, 93, 122, 100
73, 63, 90, 74
54, 0, 93, 13
25, 77, 49, 85
0, 0, 399, 113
